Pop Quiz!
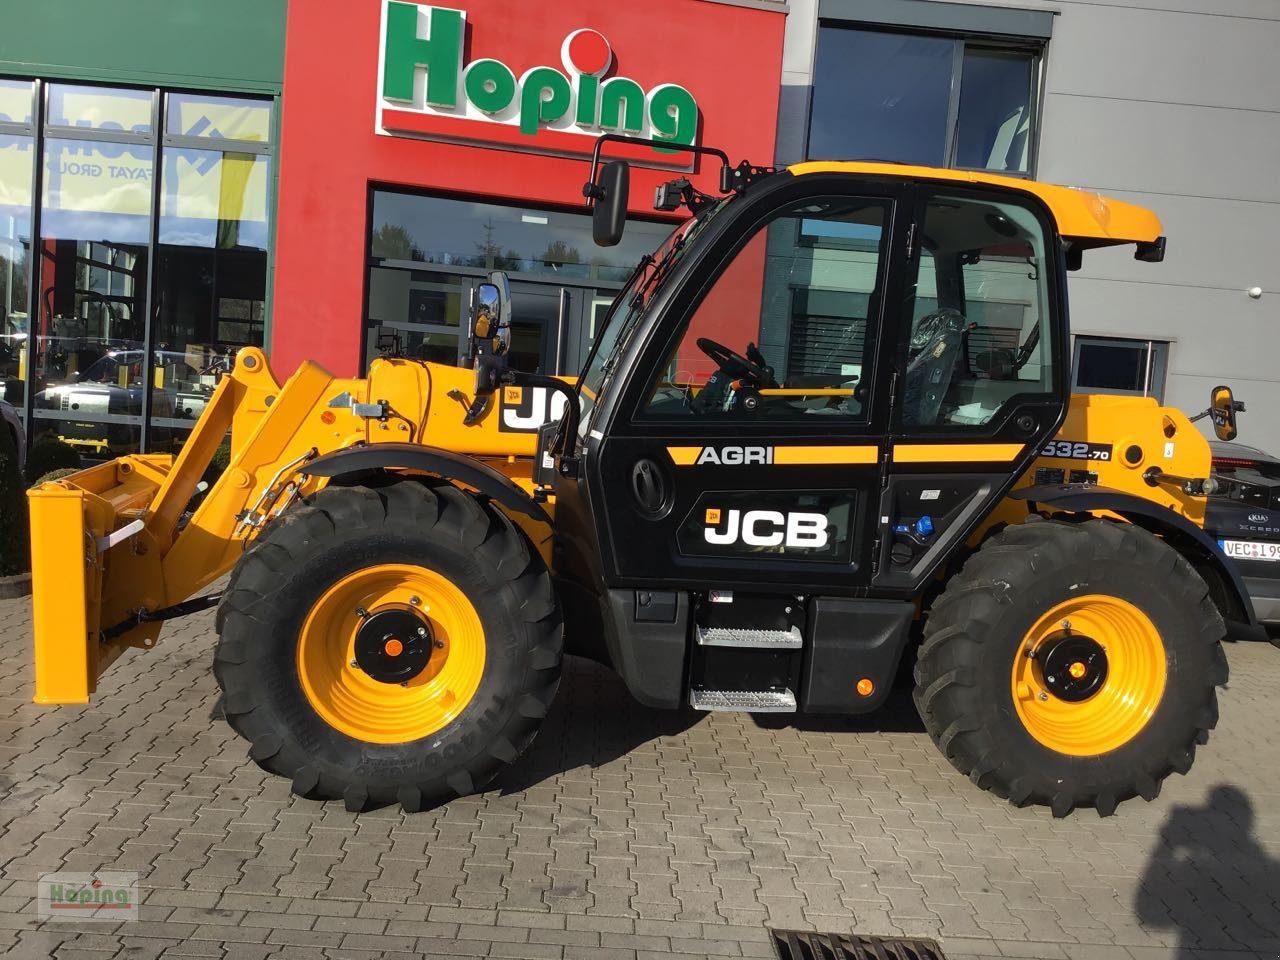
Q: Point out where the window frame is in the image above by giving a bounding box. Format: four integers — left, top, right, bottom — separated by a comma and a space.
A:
893, 183, 1067, 436
1071, 335, 1170, 402
805, 19, 1047, 178
624, 185, 904, 432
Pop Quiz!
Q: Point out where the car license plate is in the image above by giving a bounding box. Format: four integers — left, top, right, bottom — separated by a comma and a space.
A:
1219, 539, 1280, 562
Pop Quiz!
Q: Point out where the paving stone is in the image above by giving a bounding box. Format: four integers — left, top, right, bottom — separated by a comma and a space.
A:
0, 602, 1274, 959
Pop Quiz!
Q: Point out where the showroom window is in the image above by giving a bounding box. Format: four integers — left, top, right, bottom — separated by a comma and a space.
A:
0, 79, 273, 460
807, 15, 1044, 174
365, 189, 671, 377
1072, 336, 1169, 401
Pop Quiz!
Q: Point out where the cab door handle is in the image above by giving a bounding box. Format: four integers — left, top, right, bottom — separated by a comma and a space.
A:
631, 458, 669, 518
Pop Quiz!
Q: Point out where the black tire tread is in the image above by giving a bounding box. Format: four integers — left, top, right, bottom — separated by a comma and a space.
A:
213, 481, 562, 812
914, 517, 1226, 817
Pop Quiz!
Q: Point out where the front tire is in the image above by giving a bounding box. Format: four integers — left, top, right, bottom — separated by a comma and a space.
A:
915, 516, 1227, 817
213, 482, 562, 812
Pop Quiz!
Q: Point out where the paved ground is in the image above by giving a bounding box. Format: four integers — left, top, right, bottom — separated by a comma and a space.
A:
0, 595, 1277, 960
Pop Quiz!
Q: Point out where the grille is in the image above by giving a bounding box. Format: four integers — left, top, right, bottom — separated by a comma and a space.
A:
771, 930, 946, 960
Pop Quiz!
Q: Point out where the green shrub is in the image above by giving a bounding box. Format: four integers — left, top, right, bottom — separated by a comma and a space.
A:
0, 423, 29, 575
33, 467, 80, 486
24, 434, 82, 487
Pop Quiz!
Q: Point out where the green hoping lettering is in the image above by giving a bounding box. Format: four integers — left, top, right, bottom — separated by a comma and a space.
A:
383, 2, 464, 107
599, 77, 645, 134
519, 67, 571, 136
465, 59, 517, 114
648, 84, 698, 151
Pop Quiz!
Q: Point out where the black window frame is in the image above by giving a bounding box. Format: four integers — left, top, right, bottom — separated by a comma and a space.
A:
617, 180, 907, 437
893, 182, 1068, 436
805, 19, 1047, 178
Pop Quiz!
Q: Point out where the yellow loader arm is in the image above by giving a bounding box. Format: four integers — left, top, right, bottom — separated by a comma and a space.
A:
28, 348, 543, 704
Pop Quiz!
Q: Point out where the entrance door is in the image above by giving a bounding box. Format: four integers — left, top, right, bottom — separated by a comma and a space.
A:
584, 188, 902, 594
506, 283, 558, 374
506, 282, 612, 377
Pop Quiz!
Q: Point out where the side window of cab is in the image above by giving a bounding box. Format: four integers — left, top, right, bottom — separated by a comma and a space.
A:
900, 193, 1055, 428
639, 195, 891, 422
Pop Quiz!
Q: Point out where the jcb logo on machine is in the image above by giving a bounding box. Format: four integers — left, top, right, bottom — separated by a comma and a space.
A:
1041, 440, 1113, 462
703, 507, 829, 550
499, 385, 567, 433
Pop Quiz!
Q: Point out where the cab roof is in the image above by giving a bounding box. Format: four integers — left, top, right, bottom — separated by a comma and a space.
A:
789, 161, 1163, 251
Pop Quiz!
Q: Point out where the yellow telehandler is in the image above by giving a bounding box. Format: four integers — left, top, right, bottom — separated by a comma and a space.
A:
28, 136, 1253, 817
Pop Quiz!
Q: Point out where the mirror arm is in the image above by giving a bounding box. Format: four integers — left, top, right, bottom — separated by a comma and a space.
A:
583, 134, 732, 207
509, 372, 581, 470
1143, 466, 1219, 497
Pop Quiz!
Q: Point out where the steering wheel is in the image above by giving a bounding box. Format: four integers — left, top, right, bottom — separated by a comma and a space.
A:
696, 338, 773, 385
690, 338, 777, 414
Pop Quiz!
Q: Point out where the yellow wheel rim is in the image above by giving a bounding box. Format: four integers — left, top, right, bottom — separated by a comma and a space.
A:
297, 563, 485, 744
1011, 594, 1166, 757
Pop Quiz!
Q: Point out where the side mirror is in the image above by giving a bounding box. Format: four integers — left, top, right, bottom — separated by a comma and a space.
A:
591, 160, 629, 247
472, 271, 511, 355
1210, 384, 1242, 442
464, 271, 513, 425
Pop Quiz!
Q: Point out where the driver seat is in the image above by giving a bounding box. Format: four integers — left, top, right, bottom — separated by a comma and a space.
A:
902, 308, 969, 426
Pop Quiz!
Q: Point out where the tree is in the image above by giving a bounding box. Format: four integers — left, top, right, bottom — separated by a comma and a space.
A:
538, 240, 581, 268
372, 224, 423, 262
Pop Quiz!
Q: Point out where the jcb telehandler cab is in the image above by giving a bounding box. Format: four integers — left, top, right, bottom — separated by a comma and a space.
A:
28, 136, 1253, 818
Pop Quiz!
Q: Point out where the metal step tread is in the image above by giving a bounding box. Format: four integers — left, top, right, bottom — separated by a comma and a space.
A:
695, 624, 803, 649
690, 688, 797, 712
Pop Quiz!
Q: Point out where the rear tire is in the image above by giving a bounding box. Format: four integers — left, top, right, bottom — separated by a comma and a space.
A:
915, 516, 1227, 817
213, 482, 562, 812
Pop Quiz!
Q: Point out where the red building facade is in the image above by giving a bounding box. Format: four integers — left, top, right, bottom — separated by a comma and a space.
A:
271, 0, 786, 378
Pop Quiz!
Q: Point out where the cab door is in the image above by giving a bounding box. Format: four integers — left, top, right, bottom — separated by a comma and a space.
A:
874, 184, 1068, 593
585, 182, 908, 595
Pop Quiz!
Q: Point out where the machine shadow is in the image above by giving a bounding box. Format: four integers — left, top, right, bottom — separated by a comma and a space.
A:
750, 681, 926, 735
1134, 784, 1280, 958
493, 655, 703, 795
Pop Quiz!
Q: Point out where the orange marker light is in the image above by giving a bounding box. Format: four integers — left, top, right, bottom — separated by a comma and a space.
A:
320, 410, 336, 425
856, 678, 875, 697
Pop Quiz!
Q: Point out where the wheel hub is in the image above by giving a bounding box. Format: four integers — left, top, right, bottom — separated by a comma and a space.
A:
354, 608, 434, 684
1039, 632, 1108, 703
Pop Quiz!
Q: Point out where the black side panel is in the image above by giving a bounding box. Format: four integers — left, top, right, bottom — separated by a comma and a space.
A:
300, 442, 550, 523
801, 597, 914, 714
603, 588, 689, 709
874, 473, 1001, 592
1014, 484, 1257, 626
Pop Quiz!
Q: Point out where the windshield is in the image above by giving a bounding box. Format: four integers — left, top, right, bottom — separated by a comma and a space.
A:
576, 199, 728, 432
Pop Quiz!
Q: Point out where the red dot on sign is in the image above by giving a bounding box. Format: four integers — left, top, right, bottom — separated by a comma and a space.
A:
565, 30, 611, 76
91, 879, 102, 889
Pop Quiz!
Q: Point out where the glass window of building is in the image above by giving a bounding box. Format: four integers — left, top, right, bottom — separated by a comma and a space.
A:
2, 80, 274, 462
808, 25, 1041, 174
0, 81, 34, 409
366, 190, 671, 376
154, 96, 271, 449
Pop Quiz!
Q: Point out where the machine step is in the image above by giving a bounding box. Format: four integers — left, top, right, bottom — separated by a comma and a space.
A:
695, 624, 803, 649
689, 688, 797, 712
